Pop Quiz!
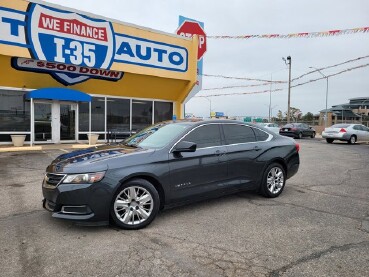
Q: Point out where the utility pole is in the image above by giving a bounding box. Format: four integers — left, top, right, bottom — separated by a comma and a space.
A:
282, 56, 292, 123
268, 74, 272, 122
286, 56, 292, 123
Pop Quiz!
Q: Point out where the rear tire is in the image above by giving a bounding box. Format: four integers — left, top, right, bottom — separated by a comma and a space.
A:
260, 163, 286, 198
297, 132, 303, 139
110, 179, 160, 230
326, 138, 334, 143
347, 135, 356, 144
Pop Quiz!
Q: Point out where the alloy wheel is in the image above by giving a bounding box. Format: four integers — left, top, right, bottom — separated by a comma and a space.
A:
114, 186, 153, 226
267, 167, 284, 195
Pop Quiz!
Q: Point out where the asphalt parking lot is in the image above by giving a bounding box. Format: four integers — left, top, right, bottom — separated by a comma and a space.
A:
0, 139, 368, 277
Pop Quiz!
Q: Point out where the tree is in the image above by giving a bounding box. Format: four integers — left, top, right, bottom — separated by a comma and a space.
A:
302, 112, 314, 121
277, 110, 283, 121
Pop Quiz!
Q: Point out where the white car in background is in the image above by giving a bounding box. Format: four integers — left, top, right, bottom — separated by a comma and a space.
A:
257, 123, 280, 134
322, 123, 369, 144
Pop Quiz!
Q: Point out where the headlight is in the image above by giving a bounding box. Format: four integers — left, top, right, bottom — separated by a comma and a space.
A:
62, 172, 105, 184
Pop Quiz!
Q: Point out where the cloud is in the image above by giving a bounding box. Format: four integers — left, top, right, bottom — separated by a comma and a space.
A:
44, 0, 369, 117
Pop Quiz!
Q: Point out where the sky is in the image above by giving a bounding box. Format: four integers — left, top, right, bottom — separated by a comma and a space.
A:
44, 0, 369, 118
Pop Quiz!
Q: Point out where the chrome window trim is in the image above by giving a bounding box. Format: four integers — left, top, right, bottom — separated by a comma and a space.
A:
221, 123, 273, 146
169, 123, 223, 153
169, 122, 273, 153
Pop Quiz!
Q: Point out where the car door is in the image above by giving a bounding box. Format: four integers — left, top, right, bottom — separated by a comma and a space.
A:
222, 123, 270, 190
362, 125, 369, 141
357, 125, 369, 141
168, 123, 228, 201
352, 125, 362, 140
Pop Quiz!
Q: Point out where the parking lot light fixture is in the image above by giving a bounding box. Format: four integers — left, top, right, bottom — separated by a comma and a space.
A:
309, 66, 329, 128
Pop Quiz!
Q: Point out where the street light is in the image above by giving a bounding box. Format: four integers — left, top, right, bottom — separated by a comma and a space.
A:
283, 56, 292, 123
309, 66, 329, 127
204, 97, 212, 118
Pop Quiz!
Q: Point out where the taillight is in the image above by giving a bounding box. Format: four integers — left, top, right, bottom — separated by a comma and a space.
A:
295, 143, 300, 152
339, 128, 346, 133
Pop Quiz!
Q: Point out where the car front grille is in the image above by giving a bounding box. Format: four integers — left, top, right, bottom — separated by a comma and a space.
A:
43, 173, 66, 189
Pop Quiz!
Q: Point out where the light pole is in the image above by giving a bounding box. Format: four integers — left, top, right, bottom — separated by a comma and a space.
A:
309, 66, 329, 127
204, 97, 212, 118
283, 56, 292, 123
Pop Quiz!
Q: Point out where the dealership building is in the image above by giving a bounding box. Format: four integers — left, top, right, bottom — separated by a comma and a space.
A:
0, 0, 199, 145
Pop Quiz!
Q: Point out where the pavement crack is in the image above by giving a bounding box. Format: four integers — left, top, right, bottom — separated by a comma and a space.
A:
0, 209, 44, 222
269, 240, 369, 277
272, 200, 363, 221
291, 186, 369, 204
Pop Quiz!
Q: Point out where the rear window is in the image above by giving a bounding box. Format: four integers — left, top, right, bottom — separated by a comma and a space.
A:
283, 124, 294, 128
253, 128, 269, 141
331, 124, 350, 128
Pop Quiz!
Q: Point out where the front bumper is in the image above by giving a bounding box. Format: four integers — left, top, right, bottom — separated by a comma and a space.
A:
42, 179, 114, 224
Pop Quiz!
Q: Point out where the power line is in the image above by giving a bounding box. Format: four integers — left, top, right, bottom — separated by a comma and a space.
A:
202, 73, 286, 83
196, 63, 369, 98
201, 54, 369, 91
291, 54, 369, 82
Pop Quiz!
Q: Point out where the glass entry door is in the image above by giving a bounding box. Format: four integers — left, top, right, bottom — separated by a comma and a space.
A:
60, 104, 76, 141
33, 101, 77, 143
34, 102, 52, 142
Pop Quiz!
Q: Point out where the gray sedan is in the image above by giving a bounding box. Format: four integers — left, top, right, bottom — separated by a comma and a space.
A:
322, 123, 369, 144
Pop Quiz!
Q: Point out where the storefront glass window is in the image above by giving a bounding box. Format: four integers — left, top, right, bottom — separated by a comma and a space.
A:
107, 98, 130, 132
154, 101, 173, 123
91, 97, 105, 131
132, 100, 152, 132
0, 90, 30, 132
78, 102, 89, 132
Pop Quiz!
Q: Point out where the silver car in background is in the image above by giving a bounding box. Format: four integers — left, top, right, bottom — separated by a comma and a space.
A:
322, 124, 369, 144
257, 123, 280, 134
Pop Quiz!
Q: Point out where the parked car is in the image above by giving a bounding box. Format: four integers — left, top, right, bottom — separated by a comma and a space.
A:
322, 123, 369, 144
257, 122, 280, 133
42, 120, 300, 229
279, 123, 315, 139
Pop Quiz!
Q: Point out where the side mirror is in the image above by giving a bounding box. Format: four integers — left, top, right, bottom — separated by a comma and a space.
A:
172, 141, 197, 153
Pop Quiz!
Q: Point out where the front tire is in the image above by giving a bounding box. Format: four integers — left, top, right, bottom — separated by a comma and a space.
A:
310, 132, 316, 138
260, 163, 286, 198
110, 179, 160, 230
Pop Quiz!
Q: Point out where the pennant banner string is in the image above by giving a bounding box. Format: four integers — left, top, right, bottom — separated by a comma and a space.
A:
208, 27, 369, 39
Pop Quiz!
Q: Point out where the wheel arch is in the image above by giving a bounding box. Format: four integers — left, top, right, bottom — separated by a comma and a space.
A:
257, 157, 288, 186
117, 174, 166, 210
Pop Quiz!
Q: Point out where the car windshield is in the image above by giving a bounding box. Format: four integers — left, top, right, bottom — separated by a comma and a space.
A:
122, 122, 191, 149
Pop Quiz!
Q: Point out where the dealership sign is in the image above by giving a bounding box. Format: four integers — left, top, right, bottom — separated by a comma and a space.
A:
0, 4, 188, 85
12, 57, 123, 83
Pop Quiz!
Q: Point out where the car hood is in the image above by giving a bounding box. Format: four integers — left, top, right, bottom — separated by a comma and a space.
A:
47, 144, 154, 174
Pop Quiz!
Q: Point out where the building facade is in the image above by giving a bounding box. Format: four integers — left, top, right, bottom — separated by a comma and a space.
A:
0, 0, 199, 144
318, 97, 368, 126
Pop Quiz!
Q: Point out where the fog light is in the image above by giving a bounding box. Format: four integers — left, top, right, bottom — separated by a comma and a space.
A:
61, 205, 91, 215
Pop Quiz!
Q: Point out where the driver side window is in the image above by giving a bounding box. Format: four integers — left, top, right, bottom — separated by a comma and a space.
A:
182, 124, 222, 149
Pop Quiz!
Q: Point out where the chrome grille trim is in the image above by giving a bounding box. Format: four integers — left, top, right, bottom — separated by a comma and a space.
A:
43, 173, 66, 189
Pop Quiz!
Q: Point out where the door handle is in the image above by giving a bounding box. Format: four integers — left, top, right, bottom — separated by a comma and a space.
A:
215, 150, 226, 156
253, 146, 262, 151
